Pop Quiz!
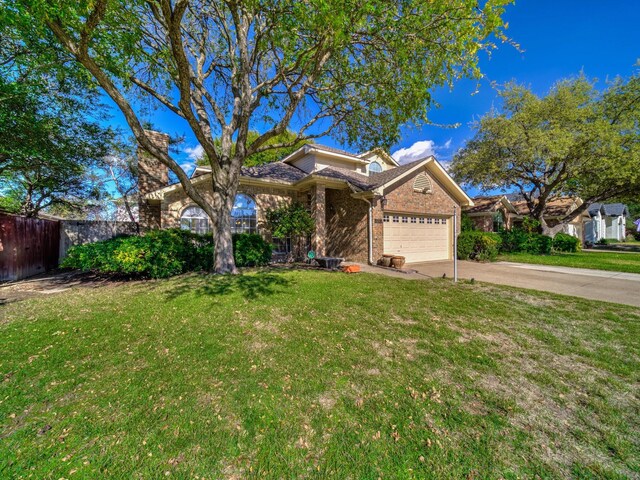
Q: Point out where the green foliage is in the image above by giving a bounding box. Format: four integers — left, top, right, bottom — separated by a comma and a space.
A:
4, 0, 511, 271
265, 202, 315, 240
232, 233, 272, 267
596, 238, 611, 246
197, 131, 311, 167
62, 229, 213, 278
0, 77, 117, 217
521, 217, 541, 234
500, 229, 552, 255
452, 72, 640, 231
460, 213, 476, 232
457, 231, 502, 261
552, 233, 581, 253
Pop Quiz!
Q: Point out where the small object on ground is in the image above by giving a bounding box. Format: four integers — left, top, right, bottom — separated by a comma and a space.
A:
37, 424, 52, 435
390, 256, 406, 269
342, 265, 360, 274
379, 254, 393, 267
315, 256, 343, 269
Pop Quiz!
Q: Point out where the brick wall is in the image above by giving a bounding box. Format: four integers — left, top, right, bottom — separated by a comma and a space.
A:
138, 130, 170, 230
470, 215, 493, 232
163, 178, 296, 233
325, 188, 369, 262
371, 167, 461, 262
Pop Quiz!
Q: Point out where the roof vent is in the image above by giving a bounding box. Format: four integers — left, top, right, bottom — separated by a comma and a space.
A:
413, 172, 432, 193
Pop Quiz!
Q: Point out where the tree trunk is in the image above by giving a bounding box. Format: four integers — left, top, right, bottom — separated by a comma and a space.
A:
210, 174, 239, 274
539, 216, 566, 237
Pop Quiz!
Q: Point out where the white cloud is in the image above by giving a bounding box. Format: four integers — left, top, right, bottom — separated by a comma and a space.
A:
180, 160, 197, 173
391, 138, 453, 165
184, 144, 204, 161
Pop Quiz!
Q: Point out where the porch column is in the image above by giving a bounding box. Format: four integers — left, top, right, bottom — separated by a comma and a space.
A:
311, 184, 326, 256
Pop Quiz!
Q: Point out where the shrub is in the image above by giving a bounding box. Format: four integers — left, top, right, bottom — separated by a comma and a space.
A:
457, 231, 502, 262
596, 238, 610, 246
552, 233, 581, 252
62, 229, 213, 278
460, 213, 476, 232
500, 228, 552, 255
265, 202, 315, 239
232, 233, 272, 267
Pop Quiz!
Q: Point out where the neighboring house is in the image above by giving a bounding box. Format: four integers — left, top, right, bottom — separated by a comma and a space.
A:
465, 195, 588, 239
138, 131, 474, 264
584, 203, 629, 243
464, 195, 519, 232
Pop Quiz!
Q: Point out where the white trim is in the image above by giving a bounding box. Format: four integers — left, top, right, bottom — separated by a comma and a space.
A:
358, 147, 400, 167
379, 156, 474, 207
281, 144, 368, 165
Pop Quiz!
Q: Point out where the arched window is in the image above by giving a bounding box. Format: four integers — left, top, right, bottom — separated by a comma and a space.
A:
231, 193, 257, 234
180, 206, 210, 234
181, 194, 257, 235
413, 172, 432, 193
368, 161, 383, 173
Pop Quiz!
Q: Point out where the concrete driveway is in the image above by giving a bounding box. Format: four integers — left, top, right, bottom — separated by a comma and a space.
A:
406, 260, 640, 308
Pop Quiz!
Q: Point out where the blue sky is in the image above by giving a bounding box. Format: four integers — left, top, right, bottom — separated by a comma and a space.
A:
107, 0, 640, 174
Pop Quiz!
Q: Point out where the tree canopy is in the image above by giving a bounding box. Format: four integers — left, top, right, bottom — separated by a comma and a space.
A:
451, 72, 640, 234
4, 0, 512, 272
0, 79, 117, 217
196, 130, 311, 168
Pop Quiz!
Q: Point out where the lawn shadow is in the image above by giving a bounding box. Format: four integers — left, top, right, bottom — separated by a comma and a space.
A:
164, 268, 293, 301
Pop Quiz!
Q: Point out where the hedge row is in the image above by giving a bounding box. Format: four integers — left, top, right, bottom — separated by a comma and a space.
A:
62, 229, 272, 278
457, 228, 580, 261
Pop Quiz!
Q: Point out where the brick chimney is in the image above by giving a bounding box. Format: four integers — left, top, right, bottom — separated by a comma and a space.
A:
138, 130, 170, 230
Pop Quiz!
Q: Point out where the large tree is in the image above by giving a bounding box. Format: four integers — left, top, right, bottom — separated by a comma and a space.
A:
0, 79, 117, 217
451, 73, 640, 235
196, 130, 311, 167
5, 0, 512, 272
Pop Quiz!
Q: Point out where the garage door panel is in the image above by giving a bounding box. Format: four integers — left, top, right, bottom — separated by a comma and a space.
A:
383, 214, 450, 263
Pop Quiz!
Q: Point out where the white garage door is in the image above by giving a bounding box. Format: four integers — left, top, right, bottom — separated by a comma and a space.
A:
383, 213, 450, 263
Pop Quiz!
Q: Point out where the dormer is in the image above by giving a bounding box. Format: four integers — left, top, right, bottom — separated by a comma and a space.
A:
281, 144, 370, 174
357, 148, 400, 175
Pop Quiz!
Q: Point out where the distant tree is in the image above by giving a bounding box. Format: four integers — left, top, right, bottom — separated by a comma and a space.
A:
0, 79, 116, 217
8, 0, 512, 272
451, 72, 640, 235
91, 142, 140, 223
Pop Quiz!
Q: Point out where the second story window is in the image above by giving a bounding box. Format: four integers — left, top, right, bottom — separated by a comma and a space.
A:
368, 161, 383, 173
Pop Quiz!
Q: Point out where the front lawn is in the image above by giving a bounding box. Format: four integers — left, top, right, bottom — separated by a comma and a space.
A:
499, 250, 640, 274
1, 270, 639, 478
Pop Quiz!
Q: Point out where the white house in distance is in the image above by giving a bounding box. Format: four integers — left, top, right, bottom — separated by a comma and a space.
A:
584, 203, 629, 243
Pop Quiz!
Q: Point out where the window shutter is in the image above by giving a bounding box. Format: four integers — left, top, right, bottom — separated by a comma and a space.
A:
413, 173, 432, 193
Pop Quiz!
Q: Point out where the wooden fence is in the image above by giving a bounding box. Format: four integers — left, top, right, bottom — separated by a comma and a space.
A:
0, 213, 61, 282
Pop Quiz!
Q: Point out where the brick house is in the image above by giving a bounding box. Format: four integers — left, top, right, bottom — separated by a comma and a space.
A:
139, 131, 474, 264
465, 194, 589, 239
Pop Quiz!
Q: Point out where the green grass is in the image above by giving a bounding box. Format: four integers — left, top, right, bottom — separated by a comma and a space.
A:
499, 251, 640, 274
1, 270, 639, 478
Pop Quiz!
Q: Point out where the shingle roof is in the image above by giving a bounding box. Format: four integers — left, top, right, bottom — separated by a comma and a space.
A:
182, 149, 431, 191
367, 158, 427, 188
307, 144, 355, 157
588, 203, 629, 217
240, 162, 307, 183
465, 196, 504, 214
313, 166, 372, 191
512, 197, 577, 217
